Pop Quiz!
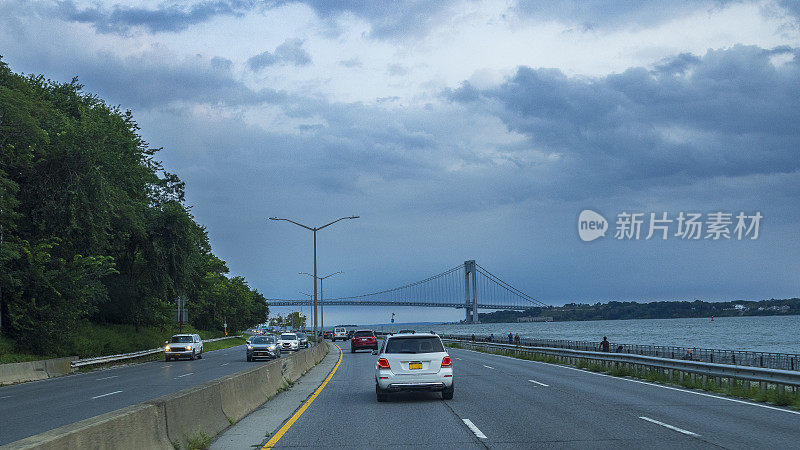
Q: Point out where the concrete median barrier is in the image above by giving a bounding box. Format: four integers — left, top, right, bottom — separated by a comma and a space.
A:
5, 403, 170, 450
3, 342, 329, 450
0, 357, 77, 386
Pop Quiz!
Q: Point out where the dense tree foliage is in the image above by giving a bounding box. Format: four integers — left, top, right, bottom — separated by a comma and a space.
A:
478, 298, 800, 323
0, 58, 267, 354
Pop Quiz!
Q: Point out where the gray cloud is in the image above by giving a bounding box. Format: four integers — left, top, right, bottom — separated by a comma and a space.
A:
55, 0, 258, 34
447, 45, 800, 197
247, 39, 311, 71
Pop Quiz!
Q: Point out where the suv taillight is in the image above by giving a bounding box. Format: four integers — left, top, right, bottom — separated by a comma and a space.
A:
441, 356, 452, 368
377, 358, 390, 369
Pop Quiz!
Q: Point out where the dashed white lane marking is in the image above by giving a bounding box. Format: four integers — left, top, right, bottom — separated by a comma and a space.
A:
164, 365, 172, 368
175, 372, 194, 378
451, 347, 800, 416
0, 395, 12, 399
91, 390, 122, 399
528, 379, 549, 386
96, 375, 118, 381
639, 416, 700, 437
221, 363, 229, 366
482, 365, 494, 370
462, 419, 487, 439
454, 357, 462, 360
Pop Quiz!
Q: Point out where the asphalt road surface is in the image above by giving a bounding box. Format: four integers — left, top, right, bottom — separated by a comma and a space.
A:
0, 343, 265, 445
271, 341, 800, 449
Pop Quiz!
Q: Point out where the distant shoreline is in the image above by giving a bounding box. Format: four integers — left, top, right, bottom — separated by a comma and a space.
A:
477, 298, 800, 324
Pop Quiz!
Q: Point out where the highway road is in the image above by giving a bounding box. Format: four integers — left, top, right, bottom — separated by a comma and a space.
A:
0, 343, 262, 445
272, 341, 800, 449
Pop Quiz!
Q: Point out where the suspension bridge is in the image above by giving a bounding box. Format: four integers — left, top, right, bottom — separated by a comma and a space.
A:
267, 260, 548, 323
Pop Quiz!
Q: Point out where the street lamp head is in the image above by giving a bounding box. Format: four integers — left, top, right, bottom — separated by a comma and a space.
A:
268, 217, 279, 221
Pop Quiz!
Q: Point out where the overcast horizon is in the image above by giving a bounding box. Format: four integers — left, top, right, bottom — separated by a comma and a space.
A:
2, 0, 799, 324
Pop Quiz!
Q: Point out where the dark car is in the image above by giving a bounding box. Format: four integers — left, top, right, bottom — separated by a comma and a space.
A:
323, 331, 333, 340
296, 332, 309, 348
351, 329, 378, 353
398, 329, 416, 334
347, 330, 355, 339
247, 335, 280, 361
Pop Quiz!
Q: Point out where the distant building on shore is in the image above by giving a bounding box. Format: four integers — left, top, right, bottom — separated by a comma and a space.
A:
517, 316, 553, 323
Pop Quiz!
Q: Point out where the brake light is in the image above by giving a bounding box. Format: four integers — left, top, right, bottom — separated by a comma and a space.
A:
377, 358, 390, 369
441, 356, 452, 368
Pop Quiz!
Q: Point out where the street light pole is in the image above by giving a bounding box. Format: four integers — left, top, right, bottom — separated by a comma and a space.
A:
270, 215, 358, 339
298, 291, 313, 331
300, 271, 343, 334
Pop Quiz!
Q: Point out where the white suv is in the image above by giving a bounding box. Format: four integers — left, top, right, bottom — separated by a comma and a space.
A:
374, 333, 453, 401
278, 333, 300, 351
165, 334, 203, 361
333, 327, 348, 341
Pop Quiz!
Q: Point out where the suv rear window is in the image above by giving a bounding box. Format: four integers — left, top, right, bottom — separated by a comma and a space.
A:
354, 331, 373, 337
385, 337, 444, 354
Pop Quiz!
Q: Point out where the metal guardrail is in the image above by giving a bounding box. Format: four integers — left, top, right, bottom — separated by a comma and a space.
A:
70, 335, 241, 368
442, 339, 800, 389
440, 333, 800, 372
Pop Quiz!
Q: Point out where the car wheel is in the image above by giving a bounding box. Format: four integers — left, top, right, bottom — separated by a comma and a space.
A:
197, 352, 202, 359
351, 347, 355, 353
376, 384, 388, 402
442, 385, 454, 400
165, 355, 171, 362
247, 355, 252, 362
190, 350, 196, 360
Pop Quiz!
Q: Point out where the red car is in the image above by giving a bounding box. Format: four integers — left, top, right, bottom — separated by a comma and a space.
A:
350, 329, 378, 353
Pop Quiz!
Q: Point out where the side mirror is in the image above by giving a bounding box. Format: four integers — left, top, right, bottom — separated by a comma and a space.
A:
164, 341, 169, 345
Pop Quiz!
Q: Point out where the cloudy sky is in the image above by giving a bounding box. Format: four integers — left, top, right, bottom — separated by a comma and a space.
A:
2, 0, 799, 325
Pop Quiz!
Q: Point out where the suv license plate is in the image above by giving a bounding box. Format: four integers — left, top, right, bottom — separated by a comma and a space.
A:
409, 362, 422, 370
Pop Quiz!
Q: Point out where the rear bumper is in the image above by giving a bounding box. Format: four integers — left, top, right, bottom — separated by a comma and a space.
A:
351, 342, 378, 350
376, 370, 453, 391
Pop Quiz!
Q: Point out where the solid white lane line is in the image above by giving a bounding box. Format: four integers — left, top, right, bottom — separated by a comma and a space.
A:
451, 347, 800, 416
96, 375, 119, 381
462, 419, 487, 439
528, 379, 549, 386
175, 372, 194, 378
639, 417, 700, 437
482, 365, 494, 370
91, 390, 122, 399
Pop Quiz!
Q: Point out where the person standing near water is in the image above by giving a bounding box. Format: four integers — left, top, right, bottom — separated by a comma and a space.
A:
599, 336, 610, 352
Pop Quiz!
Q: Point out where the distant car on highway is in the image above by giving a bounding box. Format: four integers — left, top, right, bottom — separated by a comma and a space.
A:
279, 333, 300, 351
351, 330, 378, 353
247, 335, 281, 361
374, 333, 453, 401
323, 331, 333, 340
333, 327, 348, 341
165, 334, 203, 361
296, 332, 309, 348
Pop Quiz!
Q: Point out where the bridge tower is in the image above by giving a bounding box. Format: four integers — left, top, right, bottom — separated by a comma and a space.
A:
464, 260, 478, 323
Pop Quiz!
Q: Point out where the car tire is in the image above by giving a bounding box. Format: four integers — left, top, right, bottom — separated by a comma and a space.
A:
165, 355, 171, 362
190, 350, 196, 360
197, 352, 202, 359
351, 347, 355, 353
376, 384, 388, 402
442, 385, 454, 400
247, 355, 252, 362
